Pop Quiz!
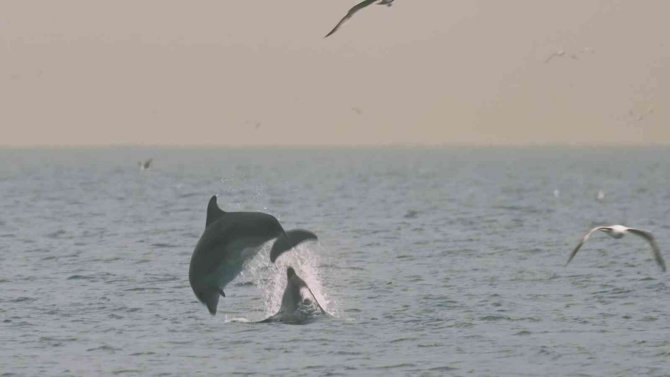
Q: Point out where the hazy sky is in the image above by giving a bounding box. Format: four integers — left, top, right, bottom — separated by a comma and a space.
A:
1, 0, 668, 146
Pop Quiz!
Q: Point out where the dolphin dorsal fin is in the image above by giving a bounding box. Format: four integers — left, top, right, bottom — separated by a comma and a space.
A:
206, 195, 226, 228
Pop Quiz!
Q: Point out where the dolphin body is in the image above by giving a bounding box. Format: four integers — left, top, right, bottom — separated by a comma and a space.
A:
260, 267, 328, 324
189, 196, 318, 315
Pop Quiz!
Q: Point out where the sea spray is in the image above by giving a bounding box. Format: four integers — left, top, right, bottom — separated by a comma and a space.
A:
243, 242, 335, 319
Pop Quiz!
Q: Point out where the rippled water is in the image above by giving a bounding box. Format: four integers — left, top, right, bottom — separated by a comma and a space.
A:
1, 147, 668, 376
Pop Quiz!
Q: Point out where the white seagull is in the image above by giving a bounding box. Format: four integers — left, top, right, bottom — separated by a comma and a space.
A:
325, 0, 394, 38
566, 225, 666, 272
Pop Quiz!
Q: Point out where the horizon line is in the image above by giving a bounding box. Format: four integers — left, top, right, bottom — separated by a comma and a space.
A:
1, 142, 669, 150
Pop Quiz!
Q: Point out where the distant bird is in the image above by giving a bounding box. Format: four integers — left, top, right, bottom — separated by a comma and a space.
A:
138, 158, 153, 170
553, 189, 560, 198
243, 120, 262, 130
596, 190, 605, 201
627, 106, 655, 125
544, 50, 566, 63
544, 47, 595, 63
566, 225, 666, 272
325, 0, 394, 38
403, 210, 419, 219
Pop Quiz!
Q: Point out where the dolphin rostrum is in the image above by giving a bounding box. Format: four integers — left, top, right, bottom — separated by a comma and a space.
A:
189, 196, 318, 315
260, 267, 328, 324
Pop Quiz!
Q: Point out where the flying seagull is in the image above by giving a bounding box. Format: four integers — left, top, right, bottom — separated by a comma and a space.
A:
325, 0, 394, 38
566, 225, 666, 272
138, 158, 153, 170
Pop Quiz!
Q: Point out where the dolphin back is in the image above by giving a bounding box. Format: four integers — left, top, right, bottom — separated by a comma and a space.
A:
270, 229, 318, 262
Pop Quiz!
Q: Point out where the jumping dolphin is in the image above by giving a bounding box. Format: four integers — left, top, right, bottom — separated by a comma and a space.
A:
189, 196, 318, 315
260, 267, 328, 324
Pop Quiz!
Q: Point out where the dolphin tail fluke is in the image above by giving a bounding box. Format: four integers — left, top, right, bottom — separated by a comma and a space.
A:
269, 229, 318, 263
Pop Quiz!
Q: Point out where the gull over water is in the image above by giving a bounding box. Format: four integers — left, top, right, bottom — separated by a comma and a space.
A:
566, 225, 666, 272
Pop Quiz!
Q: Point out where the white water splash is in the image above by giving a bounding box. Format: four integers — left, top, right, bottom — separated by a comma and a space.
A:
223, 316, 251, 323
242, 242, 336, 319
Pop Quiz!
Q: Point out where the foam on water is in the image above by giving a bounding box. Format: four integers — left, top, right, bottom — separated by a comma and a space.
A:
242, 242, 336, 320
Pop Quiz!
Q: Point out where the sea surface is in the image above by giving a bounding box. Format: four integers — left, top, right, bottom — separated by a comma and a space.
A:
0, 147, 668, 376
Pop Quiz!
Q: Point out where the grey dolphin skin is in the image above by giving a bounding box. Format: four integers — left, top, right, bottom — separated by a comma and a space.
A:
189, 196, 318, 315
260, 267, 328, 324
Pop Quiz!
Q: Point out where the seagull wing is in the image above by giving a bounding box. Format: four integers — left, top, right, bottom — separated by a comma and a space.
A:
566, 226, 610, 266
325, 0, 379, 38
627, 228, 666, 272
